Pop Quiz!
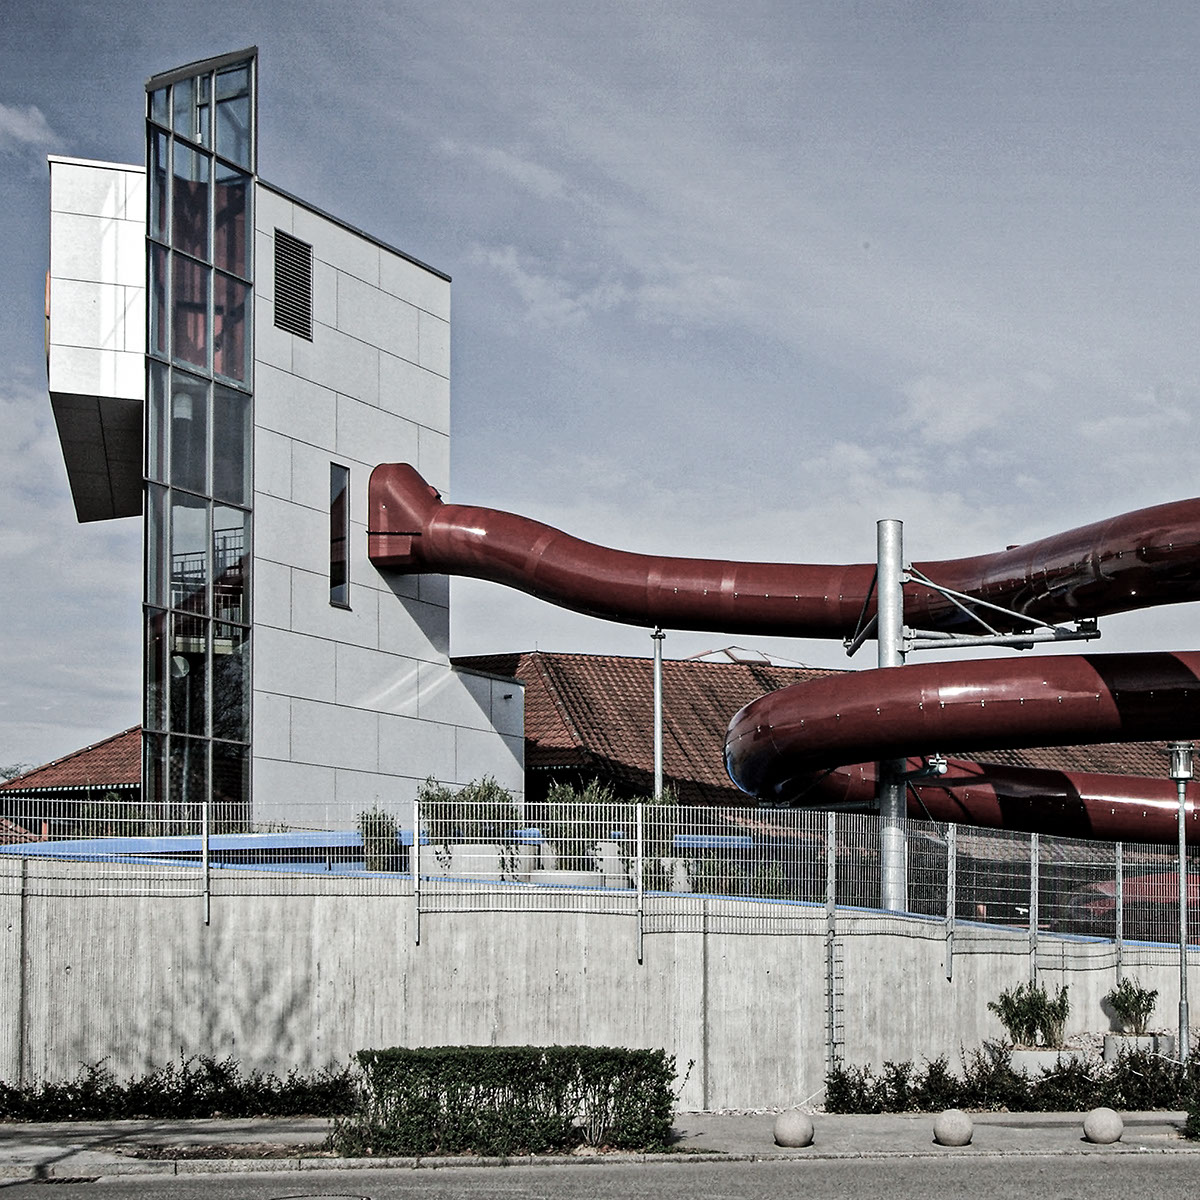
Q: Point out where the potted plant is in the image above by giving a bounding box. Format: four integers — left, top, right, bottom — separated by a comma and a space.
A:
988, 982, 1079, 1075
1102, 977, 1172, 1060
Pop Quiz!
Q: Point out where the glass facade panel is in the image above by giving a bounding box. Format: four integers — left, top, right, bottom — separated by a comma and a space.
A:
145, 483, 168, 606
146, 361, 168, 482
212, 505, 249, 624
168, 737, 208, 832
172, 254, 209, 368
330, 464, 350, 607
169, 611, 209, 736
211, 742, 250, 831
215, 65, 252, 169
170, 492, 209, 613
212, 385, 250, 505
146, 51, 255, 825
150, 86, 168, 127
212, 622, 249, 743
169, 372, 209, 495
149, 244, 168, 357
213, 272, 249, 382
150, 130, 169, 241
213, 164, 250, 276
172, 143, 209, 260
171, 76, 195, 137
144, 608, 167, 732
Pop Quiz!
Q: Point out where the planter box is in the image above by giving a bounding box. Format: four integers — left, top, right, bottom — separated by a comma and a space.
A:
1009, 1048, 1087, 1076
1102, 1033, 1175, 1062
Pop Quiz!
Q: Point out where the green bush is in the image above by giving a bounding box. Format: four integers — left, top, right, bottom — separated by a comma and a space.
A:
331, 1045, 676, 1156
1104, 977, 1158, 1036
987, 982, 1070, 1048
357, 807, 401, 872
825, 1047, 1200, 1115
0, 1056, 354, 1121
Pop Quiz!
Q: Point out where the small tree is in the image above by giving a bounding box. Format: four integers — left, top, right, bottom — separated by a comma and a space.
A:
358, 807, 400, 872
988, 982, 1070, 1049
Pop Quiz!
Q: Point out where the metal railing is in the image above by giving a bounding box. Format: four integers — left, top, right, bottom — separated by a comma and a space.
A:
2, 796, 1198, 954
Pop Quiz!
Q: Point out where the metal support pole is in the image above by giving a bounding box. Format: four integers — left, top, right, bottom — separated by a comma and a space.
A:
1115, 842, 1124, 980
413, 796, 422, 946
945, 823, 956, 981
876, 519, 908, 912
1180, 778, 1191, 1061
652, 628, 665, 800
825, 811, 840, 1071
1029, 832, 1039, 983
636, 801, 645, 964
202, 796, 211, 927
1171, 742, 1194, 1060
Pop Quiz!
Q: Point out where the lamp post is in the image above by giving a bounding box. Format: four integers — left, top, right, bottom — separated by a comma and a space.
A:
1170, 740, 1193, 1061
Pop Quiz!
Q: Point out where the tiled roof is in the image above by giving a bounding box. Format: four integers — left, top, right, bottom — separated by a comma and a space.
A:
455, 651, 839, 804
454, 651, 1181, 805
0, 726, 141, 793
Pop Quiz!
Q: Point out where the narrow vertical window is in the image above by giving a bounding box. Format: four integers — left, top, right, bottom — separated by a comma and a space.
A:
330, 464, 349, 608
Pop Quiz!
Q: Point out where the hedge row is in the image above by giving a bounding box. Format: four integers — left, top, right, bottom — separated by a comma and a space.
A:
825, 1047, 1200, 1116
331, 1045, 676, 1156
0, 1056, 354, 1122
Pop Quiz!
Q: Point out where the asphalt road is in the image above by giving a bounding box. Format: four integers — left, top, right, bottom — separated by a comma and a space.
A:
3, 1156, 1200, 1200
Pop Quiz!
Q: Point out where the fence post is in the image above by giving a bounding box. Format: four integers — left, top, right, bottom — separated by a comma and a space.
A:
945, 823, 956, 981
825, 811, 842, 1071
202, 796, 211, 927
413, 796, 421, 946
1029, 832, 1039, 983
1115, 842, 1123, 980
636, 801, 644, 964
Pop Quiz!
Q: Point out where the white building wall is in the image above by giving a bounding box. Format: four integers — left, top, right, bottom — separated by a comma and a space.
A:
250, 183, 523, 827
46, 157, 146, 401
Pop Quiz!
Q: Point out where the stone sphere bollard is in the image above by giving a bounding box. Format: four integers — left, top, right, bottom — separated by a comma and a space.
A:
933, 1108, 974, 1147
1083, 1107, 1124, 1145
773, 1109, 815, 1147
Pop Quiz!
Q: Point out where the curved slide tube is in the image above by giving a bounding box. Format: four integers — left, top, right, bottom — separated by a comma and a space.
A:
368, 463, 1200, 842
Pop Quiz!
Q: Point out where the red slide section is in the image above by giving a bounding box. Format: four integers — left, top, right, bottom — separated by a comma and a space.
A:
369, 463, 1200, 843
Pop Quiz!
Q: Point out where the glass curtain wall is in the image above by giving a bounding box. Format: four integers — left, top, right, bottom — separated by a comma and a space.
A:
144, 51, 255, 833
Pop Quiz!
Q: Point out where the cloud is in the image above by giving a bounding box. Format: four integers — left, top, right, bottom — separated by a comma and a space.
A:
469, 244, 627, 330
0, 101, 63, 156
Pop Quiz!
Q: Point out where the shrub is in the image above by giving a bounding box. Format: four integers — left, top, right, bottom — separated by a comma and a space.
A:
1103, 977, 1158, 1036
824, 1047, 1200, 1115
331, 1045, 676, 1156
987, 982, 1070, 1048
357, 807, 401, 872
0, 1056, 354, 1121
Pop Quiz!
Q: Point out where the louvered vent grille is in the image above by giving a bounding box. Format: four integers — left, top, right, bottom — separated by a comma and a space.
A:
274, 230, 313, 340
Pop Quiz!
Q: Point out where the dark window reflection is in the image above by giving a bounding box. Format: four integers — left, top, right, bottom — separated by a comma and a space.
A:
169, 611, 209, 737
212, 623, 249, 744
215, 65, 252, 169
170, 491, 208, 612
211, 742, 250, 832
212, 505, 248, 624
168, 736, 208, 834
214, 164, 249, 276
172, 143, 209, 261
172, 255, 209, 369
330, 464, 349, 607
144, 608, 167, 733
213, 273, 248, 382
212, 385, 250, 505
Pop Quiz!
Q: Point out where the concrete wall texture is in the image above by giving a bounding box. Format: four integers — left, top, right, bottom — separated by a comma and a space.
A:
2, 857, 1188, 1111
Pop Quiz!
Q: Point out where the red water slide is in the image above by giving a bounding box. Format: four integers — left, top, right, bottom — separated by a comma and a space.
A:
368, 463, 1200, 843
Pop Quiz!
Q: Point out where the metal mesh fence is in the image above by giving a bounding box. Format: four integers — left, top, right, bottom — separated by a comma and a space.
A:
3, 793, 1200, 950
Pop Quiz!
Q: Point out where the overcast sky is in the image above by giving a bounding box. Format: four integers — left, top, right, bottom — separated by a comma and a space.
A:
2, 2, 1199, 767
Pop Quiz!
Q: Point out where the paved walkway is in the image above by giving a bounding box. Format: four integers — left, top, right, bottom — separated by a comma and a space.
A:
0, 1110, 1193, 1181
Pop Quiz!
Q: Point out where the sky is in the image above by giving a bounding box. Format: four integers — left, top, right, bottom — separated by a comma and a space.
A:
2, 1, 1199, 768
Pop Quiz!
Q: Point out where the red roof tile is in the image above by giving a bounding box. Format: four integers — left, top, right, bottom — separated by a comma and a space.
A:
454, 651, 1182, 805
0, 727, 141, 793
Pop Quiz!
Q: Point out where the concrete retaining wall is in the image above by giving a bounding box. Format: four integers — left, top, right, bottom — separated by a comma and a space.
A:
0, 857, 1189, 1110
